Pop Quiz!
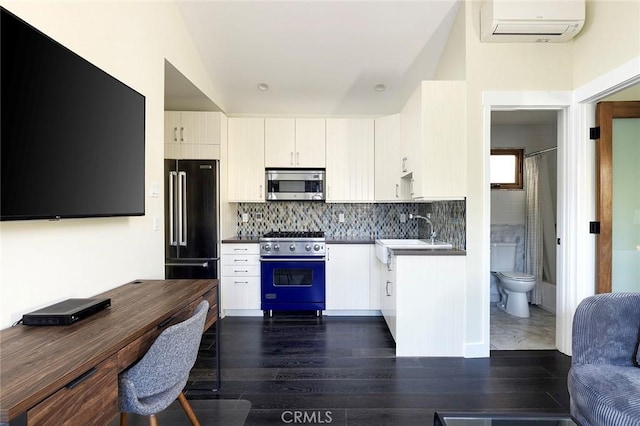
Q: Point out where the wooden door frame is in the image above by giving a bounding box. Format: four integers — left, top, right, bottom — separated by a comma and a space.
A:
595, 101, 640, 293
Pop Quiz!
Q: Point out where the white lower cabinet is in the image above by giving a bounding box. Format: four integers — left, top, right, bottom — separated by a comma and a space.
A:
379, 256, 397, 340
221, 243, 261, 312
381, 254, 465, 356
325, 244, 372, 310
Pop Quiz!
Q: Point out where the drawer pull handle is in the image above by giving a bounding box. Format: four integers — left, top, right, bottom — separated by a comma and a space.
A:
234, 270, 248, 273
234, 281, 249, 284
234, 259, 248, 262
66, 367, 97, 389
233, 248, 248, 251
157, 317, 172, 329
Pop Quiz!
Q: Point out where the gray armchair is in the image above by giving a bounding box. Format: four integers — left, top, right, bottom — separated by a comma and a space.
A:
568, 292, 640, 426
118, 300, 209, 426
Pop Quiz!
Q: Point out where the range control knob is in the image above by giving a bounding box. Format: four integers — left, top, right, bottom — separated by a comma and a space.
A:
305, 244, 311, 251
273, 244, 280, 252
263, 244, 271, 252
289, 244, 296, 252
313, 244, 321, 251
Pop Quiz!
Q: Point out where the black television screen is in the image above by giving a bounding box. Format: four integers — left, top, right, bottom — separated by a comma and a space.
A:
0, 7, 145, 221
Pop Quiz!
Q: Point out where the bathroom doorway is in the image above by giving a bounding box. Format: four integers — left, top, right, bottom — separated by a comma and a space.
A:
489, 110, 558, 350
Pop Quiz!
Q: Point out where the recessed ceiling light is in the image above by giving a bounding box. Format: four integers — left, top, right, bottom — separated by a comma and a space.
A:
257, 82, 269, 91
374, 84, 386, 92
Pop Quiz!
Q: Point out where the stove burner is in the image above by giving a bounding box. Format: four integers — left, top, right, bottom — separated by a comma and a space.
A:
262, 231, 324, 239
259, 231, 326, 257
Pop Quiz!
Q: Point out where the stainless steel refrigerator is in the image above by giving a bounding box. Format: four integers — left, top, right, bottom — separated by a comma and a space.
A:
165, 159, 218, 279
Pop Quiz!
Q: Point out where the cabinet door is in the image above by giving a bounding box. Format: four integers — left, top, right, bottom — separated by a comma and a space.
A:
165, 112, 222, 160
180, 112, 219, 145
295, 118, 326, 168
418, 81, 466, 198
227, 117, 265, 202
369, 248, 382, 310
399, 86, 422, 180
325, 244, 371, 310
400, 81, 466, 200
325, 118, 374, 202
265, 118, 296, 168
374, 114, 401, 201
164, 111, 182, 159
221, 276, 261, 310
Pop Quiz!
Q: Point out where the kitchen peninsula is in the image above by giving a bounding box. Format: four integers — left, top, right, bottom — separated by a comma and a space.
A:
223, 232, 466, 357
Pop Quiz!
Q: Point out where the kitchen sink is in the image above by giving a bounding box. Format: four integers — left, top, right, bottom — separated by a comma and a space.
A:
374, 239, 453, 263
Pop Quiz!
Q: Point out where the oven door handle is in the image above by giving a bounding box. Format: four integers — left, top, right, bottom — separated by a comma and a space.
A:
260, 257, 325, 262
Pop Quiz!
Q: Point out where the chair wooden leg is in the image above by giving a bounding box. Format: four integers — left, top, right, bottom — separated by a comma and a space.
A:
120, 412, 127, 426
177, 392, 201, 426
148, 414, 158, 426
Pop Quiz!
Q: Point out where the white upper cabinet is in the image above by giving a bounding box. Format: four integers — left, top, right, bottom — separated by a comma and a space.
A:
325, 118, 375, 202
374, 114, 402, 201
164, 111, 222, 159
264, 118, 326, 168
295, 118, 326, 168
227, 117, 265, 202
400, 81, 466, 200
264, 118, 295, 168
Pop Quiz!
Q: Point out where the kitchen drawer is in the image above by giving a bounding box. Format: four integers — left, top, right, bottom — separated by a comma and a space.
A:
222, 264, 260, 277
222, 254, 260, 266
27, 356, 118, 426
222, 243, 259, 255
221, 276, 261, 310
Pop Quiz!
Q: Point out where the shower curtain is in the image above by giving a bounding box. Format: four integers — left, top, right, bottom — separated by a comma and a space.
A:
525, 156, 543, 305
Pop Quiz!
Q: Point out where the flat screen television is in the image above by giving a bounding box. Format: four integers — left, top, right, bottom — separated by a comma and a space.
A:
0, 7, 145, 221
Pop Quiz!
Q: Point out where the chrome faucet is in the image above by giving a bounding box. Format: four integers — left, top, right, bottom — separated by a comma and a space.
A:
409, 213, 437, 244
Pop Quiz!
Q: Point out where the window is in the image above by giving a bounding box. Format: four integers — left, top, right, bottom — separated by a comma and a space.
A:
490, 149, 523, 189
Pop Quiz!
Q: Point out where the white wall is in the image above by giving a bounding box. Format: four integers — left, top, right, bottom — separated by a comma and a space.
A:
462, 0, 573, 356
459, 0, 640, 356
573, 0, 640, 88
0, 1, 220, 328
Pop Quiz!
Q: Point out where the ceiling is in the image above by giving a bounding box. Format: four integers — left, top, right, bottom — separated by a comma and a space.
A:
166, 0, 461, 115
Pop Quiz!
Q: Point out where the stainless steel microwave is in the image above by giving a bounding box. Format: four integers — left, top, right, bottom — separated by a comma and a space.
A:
266, 170, 325, 201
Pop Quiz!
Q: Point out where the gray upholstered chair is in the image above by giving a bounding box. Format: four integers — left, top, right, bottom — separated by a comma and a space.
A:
118, 300, 209, 426
567, 292, 640, 426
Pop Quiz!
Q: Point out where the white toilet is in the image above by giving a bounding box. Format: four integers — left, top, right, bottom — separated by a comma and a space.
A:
490, 242, 536, 318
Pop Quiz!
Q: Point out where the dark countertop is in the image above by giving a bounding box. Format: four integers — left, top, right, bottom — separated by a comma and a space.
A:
222, 236, 376, 244
389, 248, 466, 256
222, 236, 466, 255
326, 237, 374, 244
222, 236, 260, 243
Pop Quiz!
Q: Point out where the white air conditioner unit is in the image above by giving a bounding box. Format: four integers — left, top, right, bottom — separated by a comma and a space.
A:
481, 0, 585, 43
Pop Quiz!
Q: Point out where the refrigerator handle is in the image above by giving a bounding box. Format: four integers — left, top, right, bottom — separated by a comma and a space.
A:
169, 171, 178, 246
178, 171, 187, 247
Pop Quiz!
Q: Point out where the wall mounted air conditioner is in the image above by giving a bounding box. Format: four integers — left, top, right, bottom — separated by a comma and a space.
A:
481, 0, 585, 43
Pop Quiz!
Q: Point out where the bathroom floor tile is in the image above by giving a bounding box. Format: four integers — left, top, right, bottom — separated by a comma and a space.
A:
490, 304, 556, 350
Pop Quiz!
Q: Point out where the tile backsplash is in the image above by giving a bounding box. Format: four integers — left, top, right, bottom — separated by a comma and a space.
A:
236, 200, 466, 250
420, 201, 467, 250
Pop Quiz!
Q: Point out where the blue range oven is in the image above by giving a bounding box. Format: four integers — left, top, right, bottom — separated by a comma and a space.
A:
259, 232, 326, 315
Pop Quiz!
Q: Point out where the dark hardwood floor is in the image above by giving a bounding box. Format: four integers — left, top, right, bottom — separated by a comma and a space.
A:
186, 314, 572, 425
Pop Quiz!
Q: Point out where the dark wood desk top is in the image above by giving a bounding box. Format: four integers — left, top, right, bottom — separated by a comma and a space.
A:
0, 279, 217, 423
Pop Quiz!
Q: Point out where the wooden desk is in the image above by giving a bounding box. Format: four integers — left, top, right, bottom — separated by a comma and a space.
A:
0, 279, 218, 425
